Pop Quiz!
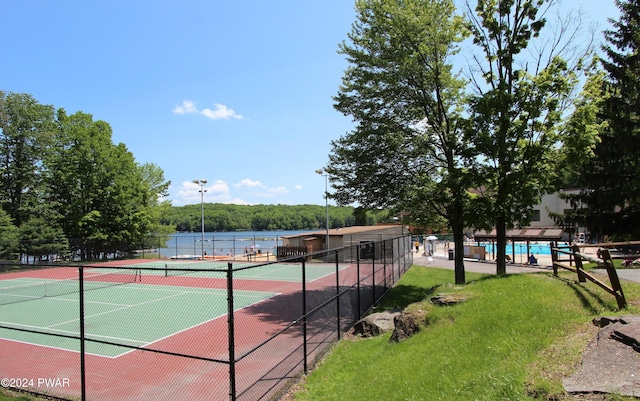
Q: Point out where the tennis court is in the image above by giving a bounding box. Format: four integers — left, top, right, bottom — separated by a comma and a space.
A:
0, 273, 278, 358
134, 259, 345, 281
0, 261, 345, 357
1, 235, 412, 400
0, 256, 390, 400
0, 262, 327, 400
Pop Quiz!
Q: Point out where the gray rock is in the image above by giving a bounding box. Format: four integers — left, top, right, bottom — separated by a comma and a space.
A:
430, 294, 468, 306
564, 316, 640, 397
611, 322, 640, 352
352, 311, 401, 338
389, 311, 424, 343
593, 315, 640, 327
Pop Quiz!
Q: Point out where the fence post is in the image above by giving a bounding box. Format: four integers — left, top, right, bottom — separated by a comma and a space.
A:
79, 267, 86, 401
372, 242, 376, 303
174, 235, 178, 259
571, 244, 587, 283
383, 241, 387, 291
391, 238, 395, 282
550, 241, 558, 276
227, 262, 236, 401
405, 235, 411, 274
302, 258, 308, 374
356, 249, 361, 318
335, 250, 340, 337
600, 249, 627, 309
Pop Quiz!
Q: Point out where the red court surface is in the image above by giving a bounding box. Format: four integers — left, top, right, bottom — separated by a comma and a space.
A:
0, 261, 377, 400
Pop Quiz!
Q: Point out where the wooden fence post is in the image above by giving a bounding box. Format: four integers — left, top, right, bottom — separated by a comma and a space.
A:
550, 241, 558, 276
571, 244, 587, 283
600, 249, 627, 309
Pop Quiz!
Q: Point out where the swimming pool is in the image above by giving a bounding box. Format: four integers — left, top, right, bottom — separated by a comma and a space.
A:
479, 242, 554, 256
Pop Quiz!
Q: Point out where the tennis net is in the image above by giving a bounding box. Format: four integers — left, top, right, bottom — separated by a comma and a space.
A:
0, 268, 140, 306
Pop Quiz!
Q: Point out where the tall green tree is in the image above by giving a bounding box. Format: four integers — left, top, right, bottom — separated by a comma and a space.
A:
0, 91, 55, 227
0, 208, 18, 260
47, 111, 168, 259
47, 110, 111, 258
19, 217, 69, 262
329, 0, 471, 283
561, 0, 640, 241
556, 68, 606, 189
464, 0, 584, 274
551, 68, 606, 238
139, 162, 174, 248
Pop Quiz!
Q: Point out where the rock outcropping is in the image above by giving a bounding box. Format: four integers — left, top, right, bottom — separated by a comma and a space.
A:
349, 293, 469, 342
563, 315, 640, 397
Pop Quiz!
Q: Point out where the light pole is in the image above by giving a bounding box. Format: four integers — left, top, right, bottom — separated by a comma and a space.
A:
193, 179, 207, 259
315, 169, 329, 250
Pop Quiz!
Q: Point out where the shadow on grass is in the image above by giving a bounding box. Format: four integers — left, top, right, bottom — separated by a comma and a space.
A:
554, 274, 614, 313
377, 284, 442, 310
379, 269, 527, 310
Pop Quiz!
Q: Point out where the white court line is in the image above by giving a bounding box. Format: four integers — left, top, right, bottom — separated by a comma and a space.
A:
0, 321, 77, 336
237, 263, 336, 281
0, 337, 132, 358
0, 277, 47, 286
48, 291, 189, 329
241, 264, 298, 280
116, 290, 283, 358
0, 321, 146, 347
1, 284, 281, 358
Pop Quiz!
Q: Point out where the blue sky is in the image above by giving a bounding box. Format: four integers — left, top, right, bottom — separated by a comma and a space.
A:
0, 1, 620, 207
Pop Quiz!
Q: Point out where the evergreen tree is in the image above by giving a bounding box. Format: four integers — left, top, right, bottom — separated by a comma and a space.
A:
0, 208, 18, 260
19, 217, 69, 262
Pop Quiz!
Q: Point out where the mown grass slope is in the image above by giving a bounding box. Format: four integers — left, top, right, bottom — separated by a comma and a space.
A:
290, 266, 640, 401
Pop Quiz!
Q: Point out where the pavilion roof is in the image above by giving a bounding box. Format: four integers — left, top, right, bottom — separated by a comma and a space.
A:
474, 227, 564, 241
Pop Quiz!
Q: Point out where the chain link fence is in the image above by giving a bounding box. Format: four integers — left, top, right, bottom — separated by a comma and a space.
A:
0, 234, 412, 401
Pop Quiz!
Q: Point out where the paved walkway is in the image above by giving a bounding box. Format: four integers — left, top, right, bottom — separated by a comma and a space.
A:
412, 250, 551, 275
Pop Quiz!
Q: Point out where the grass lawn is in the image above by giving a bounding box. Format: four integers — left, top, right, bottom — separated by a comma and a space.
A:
288, 265, 640, 401
0, 389, 40, 401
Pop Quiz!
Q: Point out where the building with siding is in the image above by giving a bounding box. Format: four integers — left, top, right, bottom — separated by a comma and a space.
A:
280, 225, 410, 262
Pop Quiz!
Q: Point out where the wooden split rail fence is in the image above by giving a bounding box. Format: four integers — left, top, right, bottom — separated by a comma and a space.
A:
549, 241, 635, 309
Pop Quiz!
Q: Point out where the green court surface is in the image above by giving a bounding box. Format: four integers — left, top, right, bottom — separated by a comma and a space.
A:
136, 260, 343, 281
0, 278, 277, 357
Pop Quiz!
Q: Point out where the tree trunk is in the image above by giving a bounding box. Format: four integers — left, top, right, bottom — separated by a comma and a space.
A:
453, 228, 466, 284
496, 216, 507, 275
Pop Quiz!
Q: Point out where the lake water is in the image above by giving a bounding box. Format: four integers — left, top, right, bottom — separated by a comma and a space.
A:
157, 230, 313, 259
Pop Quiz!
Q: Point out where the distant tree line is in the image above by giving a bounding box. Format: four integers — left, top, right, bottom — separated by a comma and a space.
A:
0, 91, 172, 262
163, 204, 388, 232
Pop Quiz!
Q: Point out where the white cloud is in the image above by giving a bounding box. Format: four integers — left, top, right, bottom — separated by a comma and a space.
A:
208, 180, 231, 196
267, 186, 288, 195
294, 184, 303, 190
235, 179, 263, 188
234, 179, 289, 198
172, 100, 244, 120
201, 103, 244, 120
171, 179, 291, 206
172, 100, 197, 114
175, 180, 235, 204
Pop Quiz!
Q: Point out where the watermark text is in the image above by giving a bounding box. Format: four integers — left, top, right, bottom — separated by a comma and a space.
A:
1, 377, 70, 388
